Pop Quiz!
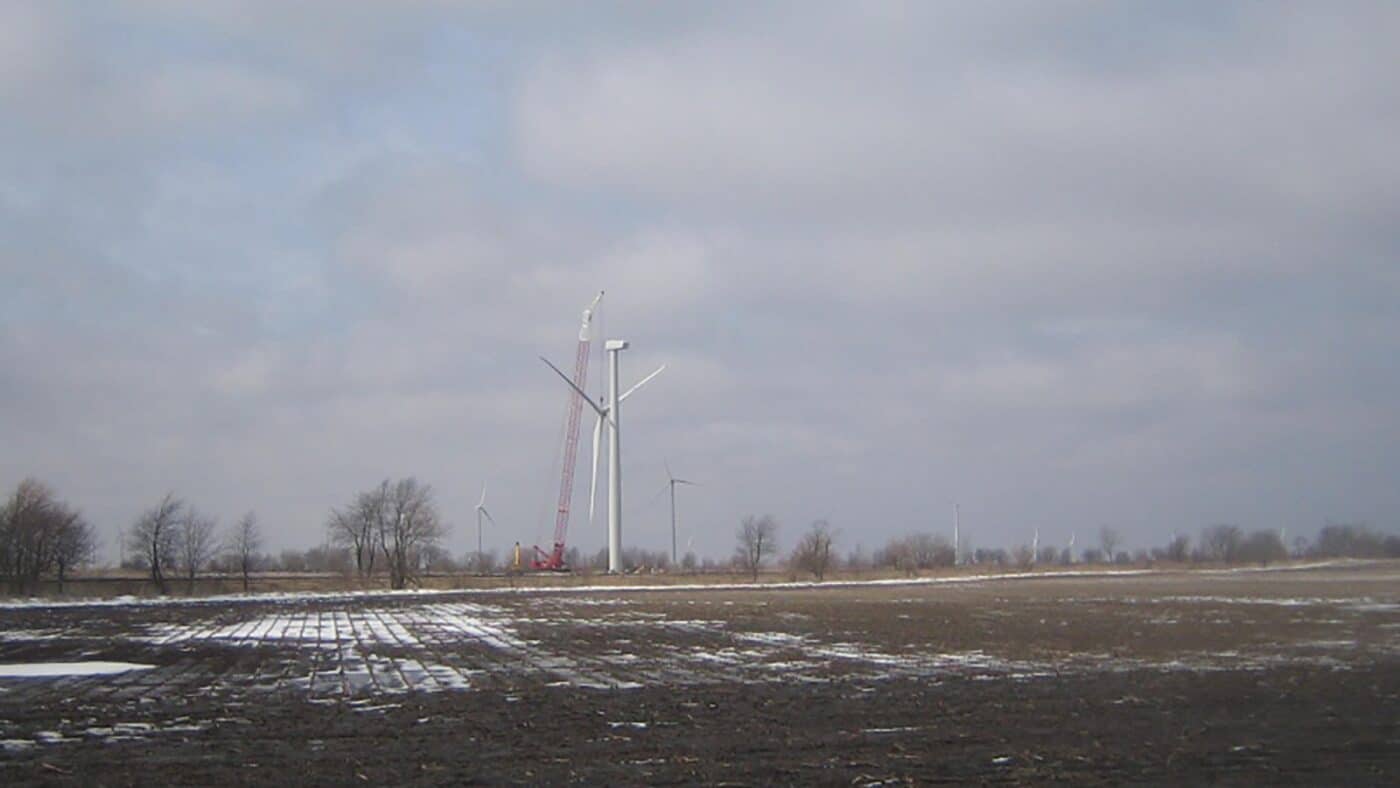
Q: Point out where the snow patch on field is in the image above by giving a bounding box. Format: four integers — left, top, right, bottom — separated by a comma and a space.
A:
1, 562, 1393, 704
0, 661, 153, 677
118, 603, 627, 695
722, 631, 1045, 681
0, 629, 65, 641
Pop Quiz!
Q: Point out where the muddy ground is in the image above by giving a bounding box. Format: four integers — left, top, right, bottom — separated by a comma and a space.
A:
2, 563, 1397, 784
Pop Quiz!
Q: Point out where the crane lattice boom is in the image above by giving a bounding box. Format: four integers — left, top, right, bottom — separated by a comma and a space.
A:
532, 293, 601, 570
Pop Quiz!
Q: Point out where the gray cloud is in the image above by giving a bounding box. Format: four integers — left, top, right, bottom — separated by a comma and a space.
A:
2, 2, 1397, 563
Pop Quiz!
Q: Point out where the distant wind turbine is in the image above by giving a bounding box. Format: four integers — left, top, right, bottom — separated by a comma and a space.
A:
664, 460, 698, 567
953, 503, 960, 565
475, 484, 497, 575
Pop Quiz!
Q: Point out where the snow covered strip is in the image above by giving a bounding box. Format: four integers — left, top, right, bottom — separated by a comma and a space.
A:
0, 661, 153, 677
0, 559, 1365, 611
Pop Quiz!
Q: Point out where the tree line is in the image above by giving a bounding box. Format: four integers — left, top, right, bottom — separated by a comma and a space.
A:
126, 477, 444, 593
122, 493, 264, 594
0, 479, 96, 594
6, 476, 1400, 595
724, 518, 1400, 581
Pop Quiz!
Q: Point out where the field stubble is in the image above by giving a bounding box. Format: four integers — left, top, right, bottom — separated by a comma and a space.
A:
1, 563, 1397, 784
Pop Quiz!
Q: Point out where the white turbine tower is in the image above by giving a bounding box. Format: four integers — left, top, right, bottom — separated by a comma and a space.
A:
541, 345, 664, 574
664, 460, 698, 568
1032, 527, 1040, 566
475, 484, 497, 575
953, 503, 960, 566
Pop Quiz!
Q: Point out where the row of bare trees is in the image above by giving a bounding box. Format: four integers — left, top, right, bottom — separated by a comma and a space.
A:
732, 517, 1394, 582
326, 478, 444, 589
733, 516, 839, 581
1, 479, 97, 594
12, 471, 1400, 597
124, 494, 266, 594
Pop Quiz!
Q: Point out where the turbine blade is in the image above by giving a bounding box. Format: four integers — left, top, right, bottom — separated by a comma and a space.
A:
674, 479, 698, 486
588, 412, 603, 523
664, 458, 672, 481
540, 356, 607, 417
478, 483, 487, 508
645, 480, 671, 508
618, 364, 666, 403
481, 509, 498, 528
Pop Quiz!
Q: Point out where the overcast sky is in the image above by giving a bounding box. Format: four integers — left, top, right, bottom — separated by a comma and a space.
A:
3, 1, 1397, 563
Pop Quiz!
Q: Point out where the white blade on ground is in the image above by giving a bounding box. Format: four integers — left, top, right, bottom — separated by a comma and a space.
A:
618, 364, 666, 403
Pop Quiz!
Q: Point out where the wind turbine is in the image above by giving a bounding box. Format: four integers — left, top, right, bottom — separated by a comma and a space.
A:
541, 348, 665, 573
664, 460, 698, 568
475, 484, 497, 575
953, 503, 960, 566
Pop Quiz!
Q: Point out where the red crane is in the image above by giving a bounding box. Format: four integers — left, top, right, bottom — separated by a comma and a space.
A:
531, 292, 602, 571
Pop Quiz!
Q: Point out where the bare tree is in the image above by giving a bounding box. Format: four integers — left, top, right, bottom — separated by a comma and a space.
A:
1238, 529, 1288, 566
278, 549, 308, 572
472, 548, 500, 574
1012, 543, 1035, 569
791, 520, 837, 581
52, 510, 96, 593
178, 507, 218, 594
908, 533, 955, 569
127, 493, 184, 595
1314, 523, 1392, 558
226, 511, 263, 592
879, 537, 918, 577
1163, 533, 1190, 563
734, 514, 778, 582
1201, 524, 1243, 564
303, 544, 353, 574
379, 478, 444, 589
416, 544, 454, 574
845, 544, 870, 572
1099, 527, 1122, 563
1, 479, 91, 595
872, 534, 954, 575
327, 481, 388, 580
